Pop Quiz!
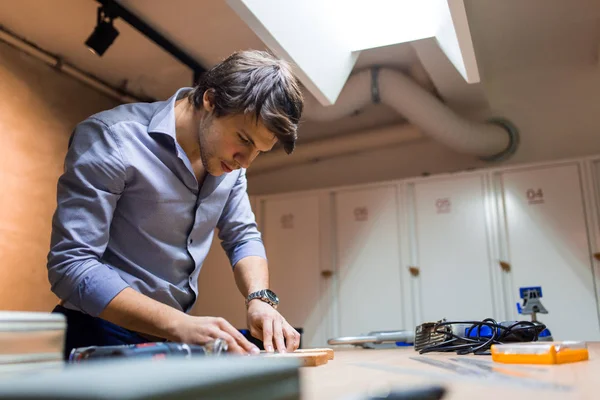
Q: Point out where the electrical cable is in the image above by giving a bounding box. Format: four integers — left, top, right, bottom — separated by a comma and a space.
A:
417, 318, 546, 356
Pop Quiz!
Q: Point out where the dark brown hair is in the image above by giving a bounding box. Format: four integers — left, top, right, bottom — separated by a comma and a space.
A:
188, 50, 303, 154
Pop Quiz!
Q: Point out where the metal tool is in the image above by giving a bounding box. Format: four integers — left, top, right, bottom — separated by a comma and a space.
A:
355, 360, 572, 392
449, 357, 548, 372
414, 318, 550, 354
410, 357, 485, 377
516, 286, 553, 340
68, 339, 228, 363
414, 320, 499, 352
517, 286, 548, 321
343, 385, 446, 400
409, 357, 572, 391
327, 330, 415, 348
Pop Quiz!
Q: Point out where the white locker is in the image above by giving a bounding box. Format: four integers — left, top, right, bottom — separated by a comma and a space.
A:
335, 186, 404, 336
262, 195, 325, 348
592, 160, 600, 249
409, 174, 498, 324
588, 159, 600, 325
498, 163, 600, 341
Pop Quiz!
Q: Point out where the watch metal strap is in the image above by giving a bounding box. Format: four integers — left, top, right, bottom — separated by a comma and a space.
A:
246, 290, 275, 307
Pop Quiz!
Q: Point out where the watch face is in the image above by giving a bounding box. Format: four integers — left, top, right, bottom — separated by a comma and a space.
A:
265, 289, 279, 304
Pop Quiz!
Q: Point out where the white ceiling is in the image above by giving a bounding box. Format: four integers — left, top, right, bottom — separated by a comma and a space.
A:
1, 0, 599, 142
464, 0, 600, 79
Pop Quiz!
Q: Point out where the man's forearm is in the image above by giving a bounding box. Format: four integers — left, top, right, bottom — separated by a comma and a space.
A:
233, 256, 270, 297
99, 287, 186, 341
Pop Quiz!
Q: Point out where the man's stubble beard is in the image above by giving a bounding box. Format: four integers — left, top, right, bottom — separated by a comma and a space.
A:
197, 115, 215, 175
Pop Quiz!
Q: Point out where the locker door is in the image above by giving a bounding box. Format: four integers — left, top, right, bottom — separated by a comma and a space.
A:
593, 160, 600, 265
263, 195, 324, 348
410, 174, 498, 324
499, 163, 600, 341
335, 186, 404, 336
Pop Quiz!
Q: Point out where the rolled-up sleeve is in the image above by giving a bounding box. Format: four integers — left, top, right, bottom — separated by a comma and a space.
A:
47, 117, 130, 317
217, 168, 267, 268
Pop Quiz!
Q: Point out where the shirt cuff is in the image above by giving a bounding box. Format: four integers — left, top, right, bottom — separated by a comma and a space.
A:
229, 239, 267, 268
66, 263, 130, 317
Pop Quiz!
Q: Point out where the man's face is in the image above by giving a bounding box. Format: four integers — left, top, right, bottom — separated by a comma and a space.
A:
197, 109, 277, 177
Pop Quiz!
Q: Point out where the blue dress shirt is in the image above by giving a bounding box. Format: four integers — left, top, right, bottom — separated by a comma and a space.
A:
47, 88, 266, 317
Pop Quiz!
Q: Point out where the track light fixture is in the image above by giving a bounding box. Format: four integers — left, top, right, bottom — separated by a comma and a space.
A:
85, 0, 205, 84
85, 6, 119, 56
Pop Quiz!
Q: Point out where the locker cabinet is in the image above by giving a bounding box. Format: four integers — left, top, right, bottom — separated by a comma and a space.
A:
195, 157, 600, 347
497, 163, 600, 341
408, 174, 499, 324
334, 186, 405, 336
262, 195, 325, 348
591, 159, 600, 285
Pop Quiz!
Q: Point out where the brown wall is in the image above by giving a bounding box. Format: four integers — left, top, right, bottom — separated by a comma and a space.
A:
0, 41, 118, 311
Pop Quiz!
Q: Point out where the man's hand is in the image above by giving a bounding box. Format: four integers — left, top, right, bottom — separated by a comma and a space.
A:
98, 288, 260, 355
246, 300, 301, 353
170, 314, 261, 355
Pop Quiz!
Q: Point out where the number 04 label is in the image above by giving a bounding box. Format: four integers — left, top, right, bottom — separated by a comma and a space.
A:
526, 188, 544, 205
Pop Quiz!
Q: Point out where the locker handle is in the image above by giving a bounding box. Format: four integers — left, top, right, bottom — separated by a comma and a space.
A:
321, 270, 334, 278
499, 261, 511, 272
594, 253, 600, 262
408, 267, 420, 277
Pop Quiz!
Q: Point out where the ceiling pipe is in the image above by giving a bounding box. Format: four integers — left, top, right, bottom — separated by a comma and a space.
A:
250, 67, 518, 175
378, 68, 518, 160
248, 124, 423, 175
301, 67, 519, 161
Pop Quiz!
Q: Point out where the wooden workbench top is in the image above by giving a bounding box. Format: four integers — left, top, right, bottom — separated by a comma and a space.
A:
300, 343, 600, 400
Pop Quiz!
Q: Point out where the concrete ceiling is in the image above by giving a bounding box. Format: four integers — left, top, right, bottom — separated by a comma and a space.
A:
464, 0, 600, 79
1, 0, 599, 143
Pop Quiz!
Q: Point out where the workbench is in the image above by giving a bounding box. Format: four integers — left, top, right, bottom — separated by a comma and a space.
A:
300, 344, 600, 400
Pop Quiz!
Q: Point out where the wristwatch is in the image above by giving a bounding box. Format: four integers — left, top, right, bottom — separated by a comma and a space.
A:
246, 289, 279, 309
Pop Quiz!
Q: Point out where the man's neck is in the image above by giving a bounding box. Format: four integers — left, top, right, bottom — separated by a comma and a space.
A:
174, 98, 202, 160
173, 98, 207, 183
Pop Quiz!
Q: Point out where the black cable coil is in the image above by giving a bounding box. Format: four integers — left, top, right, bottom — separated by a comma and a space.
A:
417, 318, 547, 356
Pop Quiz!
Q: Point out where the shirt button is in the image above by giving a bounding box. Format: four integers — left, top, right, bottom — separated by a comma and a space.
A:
189, 238, 193, 244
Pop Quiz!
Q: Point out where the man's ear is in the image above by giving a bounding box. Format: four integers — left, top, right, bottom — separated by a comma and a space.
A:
202, 89, 215, 113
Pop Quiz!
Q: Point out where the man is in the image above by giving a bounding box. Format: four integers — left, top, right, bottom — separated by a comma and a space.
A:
47, 50, 304, 358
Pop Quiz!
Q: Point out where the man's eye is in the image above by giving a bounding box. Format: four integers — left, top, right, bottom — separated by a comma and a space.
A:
238, 134, 250, 144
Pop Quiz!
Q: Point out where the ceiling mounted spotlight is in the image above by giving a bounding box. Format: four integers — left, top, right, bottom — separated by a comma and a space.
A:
85, 6, 119, 56
84, 0, 205, 84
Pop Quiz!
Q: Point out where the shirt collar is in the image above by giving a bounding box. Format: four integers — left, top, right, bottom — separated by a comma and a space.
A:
148, 87, 193, 139
147, 87, 231, 195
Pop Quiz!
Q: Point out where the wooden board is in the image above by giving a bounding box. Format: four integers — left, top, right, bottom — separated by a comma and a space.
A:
259, 348, 334, 367
294, 348, 334, 360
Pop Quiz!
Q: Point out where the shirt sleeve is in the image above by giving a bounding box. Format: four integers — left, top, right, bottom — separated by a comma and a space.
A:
47, 117, 130, 317
216, 168, 267, 268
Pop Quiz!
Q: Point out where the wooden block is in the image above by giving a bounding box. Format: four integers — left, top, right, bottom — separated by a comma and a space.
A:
259, 348, 334, 361
260, 351, 330, 367
294, 348, 334, 360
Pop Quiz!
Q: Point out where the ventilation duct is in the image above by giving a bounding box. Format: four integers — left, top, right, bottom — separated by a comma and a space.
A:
250, 67, 518, 174
249, 124, 423, 174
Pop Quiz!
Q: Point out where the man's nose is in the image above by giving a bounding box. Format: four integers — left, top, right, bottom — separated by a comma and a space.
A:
234, 151, 253, 169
